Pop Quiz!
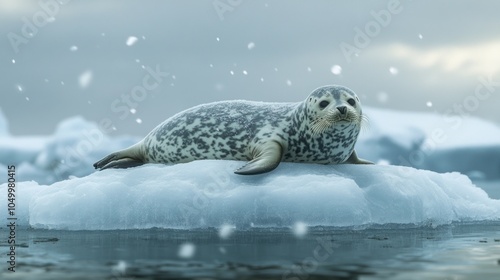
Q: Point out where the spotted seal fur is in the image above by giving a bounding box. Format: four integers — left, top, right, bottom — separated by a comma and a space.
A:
93, 85, 372, 175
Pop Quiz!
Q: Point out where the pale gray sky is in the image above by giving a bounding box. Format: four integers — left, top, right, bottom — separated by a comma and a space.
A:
1, 0, 500, 136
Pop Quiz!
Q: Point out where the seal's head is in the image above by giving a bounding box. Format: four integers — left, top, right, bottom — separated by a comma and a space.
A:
304, 85, 364, 135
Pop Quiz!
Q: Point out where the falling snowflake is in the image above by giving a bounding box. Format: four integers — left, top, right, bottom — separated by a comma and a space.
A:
247, 42, 255, 50
389, 67, 399, 75
111, 260, 127, 276
70, 45, 78, 52
292, 222, 308, 238
78, 70, 93, 89
126, 36, 138, 46
178, 243, 196, 259
377, 92, 389, 103
330, 65, 342, 75
215, 83, 224, 91
377, 159, 391, 165
218, 224, 236, 239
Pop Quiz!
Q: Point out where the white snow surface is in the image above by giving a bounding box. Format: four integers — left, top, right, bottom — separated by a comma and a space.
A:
1, 161, 499, 230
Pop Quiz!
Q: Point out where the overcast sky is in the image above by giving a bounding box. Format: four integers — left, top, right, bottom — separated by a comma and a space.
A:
1, 0, 500, 136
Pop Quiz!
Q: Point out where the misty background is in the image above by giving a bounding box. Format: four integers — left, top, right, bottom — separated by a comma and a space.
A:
1, 0, 500, 137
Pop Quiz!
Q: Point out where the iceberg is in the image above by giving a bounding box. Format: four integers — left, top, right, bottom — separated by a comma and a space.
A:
2, 161, 498, 230
0, 115, 139, 184
358, 107, 500, 179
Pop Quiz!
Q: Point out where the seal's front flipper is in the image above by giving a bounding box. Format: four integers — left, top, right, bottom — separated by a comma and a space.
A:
344, 150, 373, 165
235, 141, 283, 175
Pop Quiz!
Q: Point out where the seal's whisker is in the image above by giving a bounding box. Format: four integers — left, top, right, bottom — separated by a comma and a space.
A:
310, 111, 336, 135
310, 118, 324, 135
360, 114, 370, 132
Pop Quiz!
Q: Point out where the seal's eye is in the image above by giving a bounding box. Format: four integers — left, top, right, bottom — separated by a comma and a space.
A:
347, 98, 356, 106
319, 100, 330, 109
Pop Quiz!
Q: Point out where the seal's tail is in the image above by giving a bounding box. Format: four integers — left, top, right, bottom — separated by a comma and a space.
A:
93, 143, 145, 170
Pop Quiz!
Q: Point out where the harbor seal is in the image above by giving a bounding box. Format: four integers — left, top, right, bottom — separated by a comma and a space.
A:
94, 85, 372, 175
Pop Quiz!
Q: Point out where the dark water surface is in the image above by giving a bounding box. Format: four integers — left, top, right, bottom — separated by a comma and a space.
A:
1, 223, 499, 279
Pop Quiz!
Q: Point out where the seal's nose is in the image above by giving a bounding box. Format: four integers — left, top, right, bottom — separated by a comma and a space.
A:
337, 106, 347, 114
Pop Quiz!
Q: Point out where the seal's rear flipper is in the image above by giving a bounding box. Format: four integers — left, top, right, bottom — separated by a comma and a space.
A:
99, 158, 144, 170
234, 141, 283, 175
93, 143, 145, 170
344, 150, 373, 165
93, 153, 119, 169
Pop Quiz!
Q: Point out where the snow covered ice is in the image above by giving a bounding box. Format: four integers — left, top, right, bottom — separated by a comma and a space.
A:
0, 107, 499, 231
0, 113, 139, 185
1, 161, 499, 230
358, 107, 500, 180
